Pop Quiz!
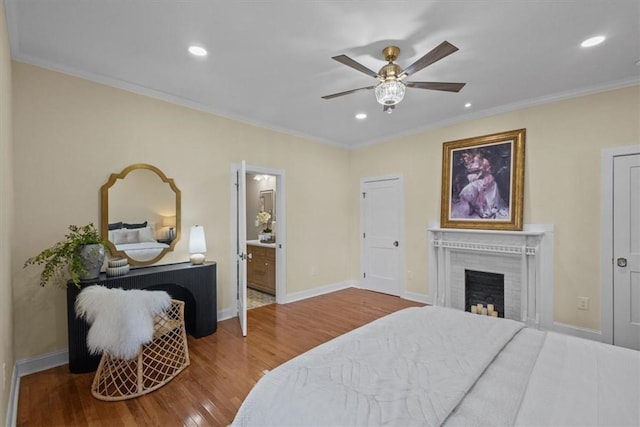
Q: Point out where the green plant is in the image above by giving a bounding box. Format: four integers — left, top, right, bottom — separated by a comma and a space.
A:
24, 223, 105, 288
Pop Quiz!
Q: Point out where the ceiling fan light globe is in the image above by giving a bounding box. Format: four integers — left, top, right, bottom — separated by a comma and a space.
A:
375, 80, 406, 106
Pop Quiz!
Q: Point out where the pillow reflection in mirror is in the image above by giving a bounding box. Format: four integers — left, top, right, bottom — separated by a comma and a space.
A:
113, 229, 139, 245
137, 226, 157, 243
123, 221, 148, 229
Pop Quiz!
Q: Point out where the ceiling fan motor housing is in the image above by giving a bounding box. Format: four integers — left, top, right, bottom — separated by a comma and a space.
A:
379, 62, 402, 80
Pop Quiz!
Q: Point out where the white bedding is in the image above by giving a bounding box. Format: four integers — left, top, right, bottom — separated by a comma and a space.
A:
515, 331, 640, 426
232, 306, 640, 427
115, 241, 169, 262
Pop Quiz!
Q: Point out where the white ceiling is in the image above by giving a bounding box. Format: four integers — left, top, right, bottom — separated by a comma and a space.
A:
5, 1, 640, 148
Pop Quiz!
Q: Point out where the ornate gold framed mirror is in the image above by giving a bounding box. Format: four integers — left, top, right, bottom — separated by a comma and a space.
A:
100, 164, 181, 266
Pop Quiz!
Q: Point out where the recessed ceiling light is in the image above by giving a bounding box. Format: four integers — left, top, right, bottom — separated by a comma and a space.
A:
188, 45, 208, 56
355, 113, 367, 120
464, 102, 472, 108
581, 35, 605, 48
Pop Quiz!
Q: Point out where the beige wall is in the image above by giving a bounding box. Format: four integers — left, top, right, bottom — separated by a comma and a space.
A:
0, 2, 14, 423
349, 85, 640, 330
9, 55, 639, 365
11, 62, 351, 359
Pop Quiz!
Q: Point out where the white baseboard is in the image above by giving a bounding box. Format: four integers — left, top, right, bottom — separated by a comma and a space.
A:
16, 349, 68, 377
552, 321, 602, 342
217, 307, 237, 322
7, 349, 69, 427
6, 364, 18, 427
403, 292, 431, 305
282, 281, 355, 304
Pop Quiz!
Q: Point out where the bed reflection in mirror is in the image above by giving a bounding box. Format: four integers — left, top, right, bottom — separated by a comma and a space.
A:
101, 164, 181, 266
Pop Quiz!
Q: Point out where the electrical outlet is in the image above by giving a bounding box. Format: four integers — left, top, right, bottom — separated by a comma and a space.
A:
311, 266, 318, 277
577, 296, 590, 311
407, 270, 413, 280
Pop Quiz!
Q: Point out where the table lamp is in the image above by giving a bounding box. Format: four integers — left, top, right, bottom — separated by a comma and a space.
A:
189, 225, 207, 265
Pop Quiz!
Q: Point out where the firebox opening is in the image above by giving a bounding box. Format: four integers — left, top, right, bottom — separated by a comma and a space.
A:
465, 270, 505, 318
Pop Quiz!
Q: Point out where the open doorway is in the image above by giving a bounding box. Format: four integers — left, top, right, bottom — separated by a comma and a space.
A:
246, 172, 277, 308
230, 163, 286, 333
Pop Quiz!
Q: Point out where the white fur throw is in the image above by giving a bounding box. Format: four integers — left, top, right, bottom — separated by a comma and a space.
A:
75, 286, 171, 360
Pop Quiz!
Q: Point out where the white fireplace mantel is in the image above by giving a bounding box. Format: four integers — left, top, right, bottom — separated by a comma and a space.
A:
427, 223, 554, 330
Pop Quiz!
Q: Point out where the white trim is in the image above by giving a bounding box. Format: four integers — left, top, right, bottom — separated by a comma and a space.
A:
600, 145, 640, 345
6, 349, 71, 426
552, 322, 602, 342
281, 281, 355, 304
351, 80, 640, 149
359, 174, 406, 298
6, 364, 18, 427
10, 54, 346, 149
15, 349, 68, 377
403, 292, 431, 305
427, 223, 554, 330
229, 164, 239, 321
9, 44, 637, 150
217, 307, 238, 322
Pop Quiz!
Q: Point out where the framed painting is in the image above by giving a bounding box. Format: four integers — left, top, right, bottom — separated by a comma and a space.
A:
440, 129, 526, 230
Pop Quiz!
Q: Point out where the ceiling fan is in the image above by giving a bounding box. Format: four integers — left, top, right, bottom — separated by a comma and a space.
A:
322, 41, 466, 113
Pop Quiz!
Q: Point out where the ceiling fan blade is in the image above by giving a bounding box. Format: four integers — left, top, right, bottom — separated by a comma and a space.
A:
332, 55, 380, 78
400, 41, 459, 77
405, 81, 466, 92
321, 85, 376, 100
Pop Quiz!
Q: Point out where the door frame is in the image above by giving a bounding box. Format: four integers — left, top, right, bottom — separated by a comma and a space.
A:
230, 163, 287, 308
359, 174, 405, 298
600, 145, 640, 344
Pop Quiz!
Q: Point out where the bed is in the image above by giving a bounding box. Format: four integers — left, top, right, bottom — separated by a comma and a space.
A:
231, 306, 640, 426
108, 223, 169, 262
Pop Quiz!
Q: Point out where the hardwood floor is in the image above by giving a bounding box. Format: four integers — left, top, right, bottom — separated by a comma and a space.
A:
17, 288, 424, 426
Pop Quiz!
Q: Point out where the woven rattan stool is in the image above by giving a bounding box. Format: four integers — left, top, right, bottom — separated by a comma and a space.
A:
91, 299, 190, 401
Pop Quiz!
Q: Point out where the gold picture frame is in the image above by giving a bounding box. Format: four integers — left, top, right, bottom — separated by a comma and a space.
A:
440, 129, 526, 230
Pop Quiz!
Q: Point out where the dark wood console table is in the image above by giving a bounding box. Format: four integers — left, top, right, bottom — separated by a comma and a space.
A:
66, 262, 217, 373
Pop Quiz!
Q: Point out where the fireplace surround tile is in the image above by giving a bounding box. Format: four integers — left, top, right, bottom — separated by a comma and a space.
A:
427, 224, 554, 330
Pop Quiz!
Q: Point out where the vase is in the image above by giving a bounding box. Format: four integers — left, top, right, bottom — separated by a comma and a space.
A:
259, 232, 272, 242
78, 244, 106, 280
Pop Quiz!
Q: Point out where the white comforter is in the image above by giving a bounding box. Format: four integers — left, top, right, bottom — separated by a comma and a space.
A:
233, 307, 524, 426
116, 241, 169, 262
232, 306, 640, 427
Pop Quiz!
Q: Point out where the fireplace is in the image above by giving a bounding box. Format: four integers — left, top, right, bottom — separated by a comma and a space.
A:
427, 224, 554, 329
465, 270, 504, 317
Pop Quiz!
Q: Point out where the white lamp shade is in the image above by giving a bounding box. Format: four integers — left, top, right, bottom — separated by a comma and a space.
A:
189, 225, 207, 253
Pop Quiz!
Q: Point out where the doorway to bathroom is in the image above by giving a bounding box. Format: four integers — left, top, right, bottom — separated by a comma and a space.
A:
231, 162, 286, 336
246, 172, 277, 309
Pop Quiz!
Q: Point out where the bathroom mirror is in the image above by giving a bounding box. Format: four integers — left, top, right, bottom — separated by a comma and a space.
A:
101, 163, 181, 266
260, 189, 275, 220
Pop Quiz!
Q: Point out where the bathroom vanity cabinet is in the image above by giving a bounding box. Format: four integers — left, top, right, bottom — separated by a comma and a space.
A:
247, 243, 276, 295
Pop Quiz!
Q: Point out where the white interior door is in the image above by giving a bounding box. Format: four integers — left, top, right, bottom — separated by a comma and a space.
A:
361, 177, 403, 296
236, 161, 248, 336
613, 153, 640, 350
